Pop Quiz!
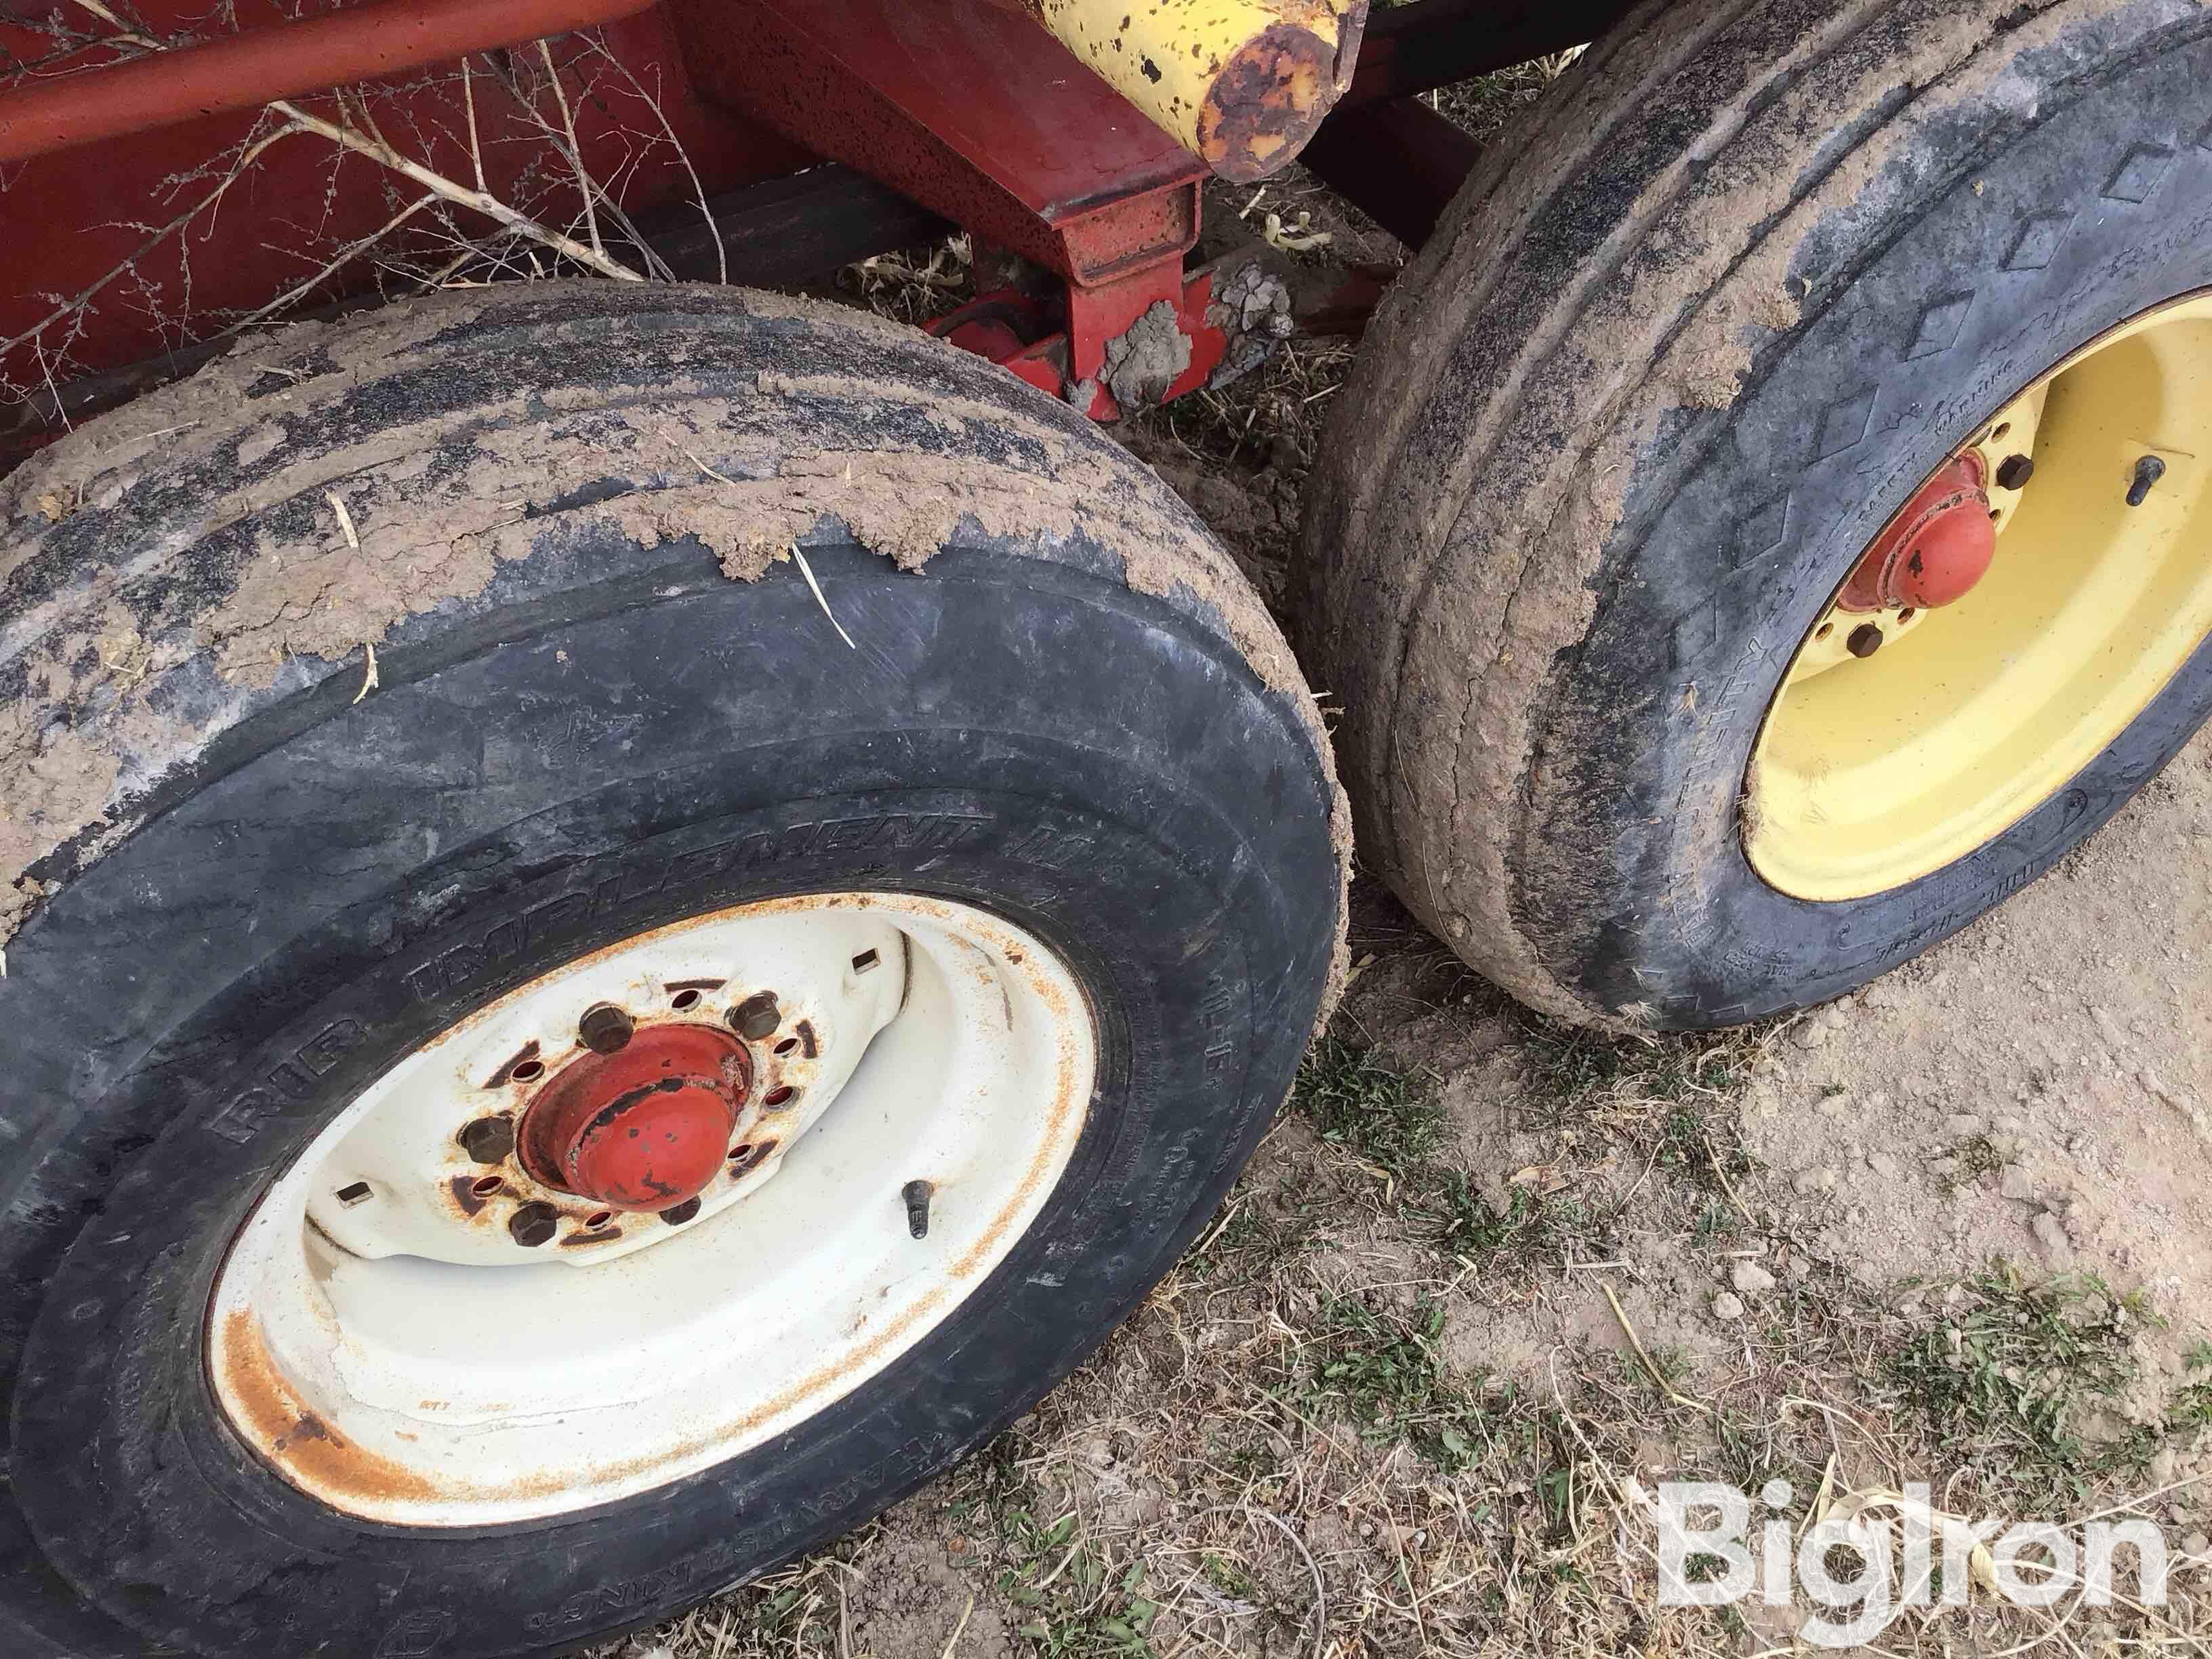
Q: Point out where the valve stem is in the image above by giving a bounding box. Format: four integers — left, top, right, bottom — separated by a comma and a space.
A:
902, 1179, 934, 1240
2128, 454, 2167, 508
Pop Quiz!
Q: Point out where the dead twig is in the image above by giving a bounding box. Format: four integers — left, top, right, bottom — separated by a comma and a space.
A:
352, 640, 380, 705
936, 1592, 975, 1659
1249, 1509, 1326, 1659
1598, 1282, 1713, 1416
789, 545, 857, 651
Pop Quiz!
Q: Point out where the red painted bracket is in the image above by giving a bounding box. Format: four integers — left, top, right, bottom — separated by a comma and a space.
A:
670, 0, 1213, 405
934, 268, 1227, 421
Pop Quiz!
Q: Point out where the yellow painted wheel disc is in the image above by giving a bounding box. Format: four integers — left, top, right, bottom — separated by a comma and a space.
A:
1744, 291, 2212, 901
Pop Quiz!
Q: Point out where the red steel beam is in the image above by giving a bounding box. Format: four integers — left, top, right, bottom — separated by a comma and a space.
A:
0, 0, 658, 165
670, 0, 1207, 291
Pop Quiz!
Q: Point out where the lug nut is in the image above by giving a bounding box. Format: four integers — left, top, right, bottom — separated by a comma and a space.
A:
902, 1179, 934, 1240
659, 1197, 702, 1225
508, 1202, 560, 1248
2127, 454, 2167, 508
1995, 453, 2035, 490
729, 991, 782, 1042
457, 1115, 516, 1164
1847, 623, 1885, 659
577, 1003, 634, 1054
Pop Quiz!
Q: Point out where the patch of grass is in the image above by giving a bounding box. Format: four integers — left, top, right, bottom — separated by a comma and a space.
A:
1515, 1024, 1761, 1129
996, 1508, 1160, 1657
1200, 1553, 1256, 1601
1185, 1172, 1326, 1284
1690, 1197, 1742, 1246
1420, 1171, 1547, 1257
1294, 1036, 1443, 1172
2167, 1343, 2212, 1430
1957, 1136, 2007, 1181
2169, 1381, 2212, 1431
1299, 1040, 1572, 1269
1520, 1029, 1740, 1105
1885, 1266, 2158, 1504
1296, 1295, 1500, 1469
1296, 1040, 1590, 1266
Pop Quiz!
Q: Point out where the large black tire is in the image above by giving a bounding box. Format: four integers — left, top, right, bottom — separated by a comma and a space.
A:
1301, 0, 2212, 1029
0, 285, 1344, 1658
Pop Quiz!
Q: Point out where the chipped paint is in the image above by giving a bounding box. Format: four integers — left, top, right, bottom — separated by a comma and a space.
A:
1020, 0, 1366, 182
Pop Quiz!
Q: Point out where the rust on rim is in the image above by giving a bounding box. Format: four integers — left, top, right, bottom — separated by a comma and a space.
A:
514, 1023, 751, 1212
214, 1311, 439, 1508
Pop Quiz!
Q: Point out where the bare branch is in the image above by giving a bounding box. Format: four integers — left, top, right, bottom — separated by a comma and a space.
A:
266, 100, 644, 282
459, 53, 489, 195
224, 192, 440, 335
578, 38, 726, 285
535, 39, 604, 263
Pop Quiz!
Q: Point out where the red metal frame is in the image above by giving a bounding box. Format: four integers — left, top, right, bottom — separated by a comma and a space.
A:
0, 0, 1615, 452
671, 0, 1225, 408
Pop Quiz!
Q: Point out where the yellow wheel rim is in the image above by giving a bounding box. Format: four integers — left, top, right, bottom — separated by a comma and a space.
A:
1744, 291, 2212, 901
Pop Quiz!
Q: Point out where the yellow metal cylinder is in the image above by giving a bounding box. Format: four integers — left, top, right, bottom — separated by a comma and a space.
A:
1022, 0, 1368, 183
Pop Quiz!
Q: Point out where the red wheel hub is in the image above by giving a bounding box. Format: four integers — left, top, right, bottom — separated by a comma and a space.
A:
1839, 453, 1997, 613
516, 1024, 752, 1212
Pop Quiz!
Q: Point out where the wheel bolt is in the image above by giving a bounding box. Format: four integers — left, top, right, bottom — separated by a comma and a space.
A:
457, 1115, 515, 1164
578, 1003, 634, 1054
2127, 454, 2167, 508
729, 991, 781, 1042
1847, 622, 1884, 659
659, 1197, 701, 1225
1995, 453, 2035, 490
902, 1179, 934, 1240
508, 1202, 560, 1248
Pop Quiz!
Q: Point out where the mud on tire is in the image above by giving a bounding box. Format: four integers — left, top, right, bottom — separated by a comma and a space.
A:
1301, 0, 2212, 1029
0, 284, 1343, 1658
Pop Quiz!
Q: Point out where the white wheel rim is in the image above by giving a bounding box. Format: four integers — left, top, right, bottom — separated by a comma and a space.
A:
207, 892, 1095, 1527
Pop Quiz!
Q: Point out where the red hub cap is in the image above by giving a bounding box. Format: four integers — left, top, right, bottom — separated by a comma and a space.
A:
1839, 453, 1997, 613
516, 1024, 752, 1212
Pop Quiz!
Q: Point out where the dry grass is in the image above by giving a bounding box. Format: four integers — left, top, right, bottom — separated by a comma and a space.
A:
598, 904, 2212, 1658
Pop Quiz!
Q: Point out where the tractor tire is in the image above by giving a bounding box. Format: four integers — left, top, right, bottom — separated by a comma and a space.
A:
1301, 0, 2212, 1029
0, 283, 1344, 1658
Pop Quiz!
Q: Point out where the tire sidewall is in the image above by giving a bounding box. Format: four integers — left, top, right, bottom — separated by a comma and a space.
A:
1536, 17, 2212, 1025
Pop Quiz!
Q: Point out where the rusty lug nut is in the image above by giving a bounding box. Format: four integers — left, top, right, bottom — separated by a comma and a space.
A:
508, 1201, 560, 1248
729, 990, 781, 1042
902, 1179, 934, 1240
2127, 454, 2167, 507
1847, 623, 1885, 659
659, 1197, 702, 1226
577, 1003, 634, 1054
1994, 453, 2035, 490
456, 1115, 515, 1164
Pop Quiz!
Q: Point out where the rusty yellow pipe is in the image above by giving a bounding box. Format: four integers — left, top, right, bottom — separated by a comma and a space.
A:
1021, 0, 1368, 183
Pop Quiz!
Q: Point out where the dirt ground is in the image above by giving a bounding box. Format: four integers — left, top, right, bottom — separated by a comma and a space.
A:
594, 79, 2212, 1659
